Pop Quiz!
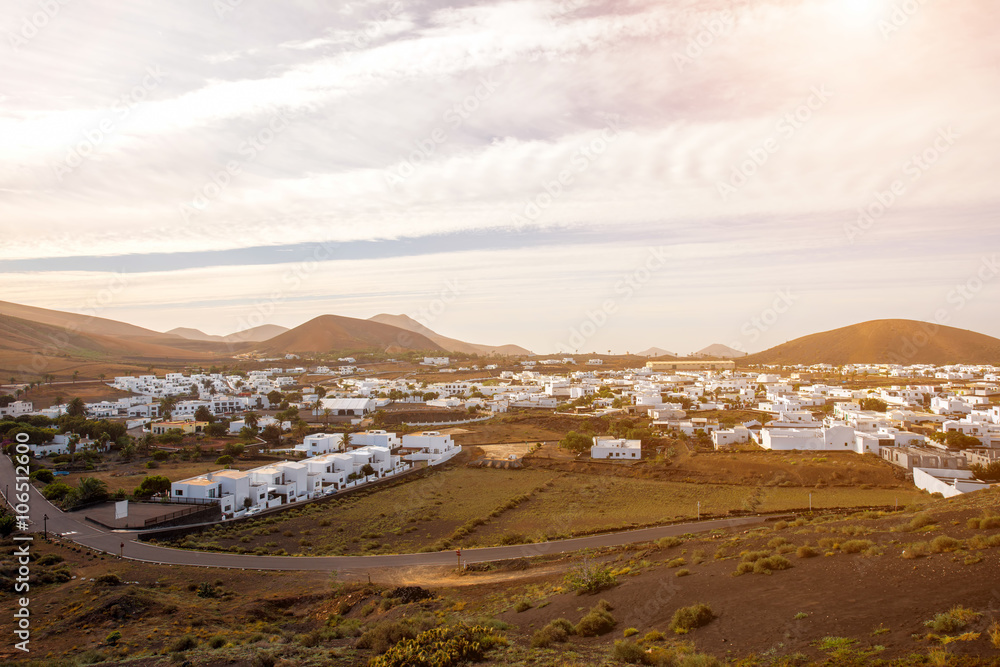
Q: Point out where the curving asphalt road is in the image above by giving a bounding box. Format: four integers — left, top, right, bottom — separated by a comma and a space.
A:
2, 453, 767, 571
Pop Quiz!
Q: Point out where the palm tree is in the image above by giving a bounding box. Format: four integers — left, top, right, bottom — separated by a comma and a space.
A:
67, 397, 86, 417
340, 432, 351, 452
244, 411, 260, 432
72, 370, 79, 383
323, 408, 332, 425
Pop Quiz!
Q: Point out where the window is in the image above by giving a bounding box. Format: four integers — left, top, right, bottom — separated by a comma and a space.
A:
175, 489, 183, 496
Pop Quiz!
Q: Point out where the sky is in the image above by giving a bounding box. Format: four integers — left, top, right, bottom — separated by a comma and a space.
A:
2, 0, 999, 355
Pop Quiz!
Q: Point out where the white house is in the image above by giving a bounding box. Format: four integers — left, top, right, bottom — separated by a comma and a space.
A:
712, 425, 751, 449
315, 397, 375, 416
912, 467, 989, 498
400, 431, 460, 465
760, 424, 856, 451
591, 436, 641, 459
422, 357, 450, 366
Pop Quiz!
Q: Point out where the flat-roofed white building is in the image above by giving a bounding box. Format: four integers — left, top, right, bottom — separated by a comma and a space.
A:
591, 436, 641, 459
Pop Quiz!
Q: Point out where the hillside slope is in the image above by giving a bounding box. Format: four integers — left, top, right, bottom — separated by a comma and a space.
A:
167, 324, 289, 343
368, 313, 532, 356
745, 319, 1000, 365
255, 315, 445, 355
0, 314, 215, 361
0, 300, 169, 338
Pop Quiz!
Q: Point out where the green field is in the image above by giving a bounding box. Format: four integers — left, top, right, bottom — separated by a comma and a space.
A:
465, 475, 926, 546
168, 466, 928, 556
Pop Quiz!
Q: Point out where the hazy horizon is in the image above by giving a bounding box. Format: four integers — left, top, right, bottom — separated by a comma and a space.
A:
3, 0, 999, 354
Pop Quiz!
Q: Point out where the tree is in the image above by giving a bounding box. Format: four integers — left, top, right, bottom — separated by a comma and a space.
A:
205, 422, 228, 437
66, 397, 86, 417
244, 411, 260, 431
261, 423, 282, 450
77, 477, 109, 504
223, 442, 245, 458
67, 434, 80, 462
859, 397, 888, 412
72, 370, 80, 383
323, 408, 332, 425
239, 427, 257, 444
339, 432, 352, 452
360, 463, 375, 480
293, 420, 310, 439
118, 442, 136, 462
559, 431, 592, 453
99, 374, 106, 382
970, 461, 1000, 482
266, 390, 283, 405
194, 406, 215, 423
134, 475, 171, 498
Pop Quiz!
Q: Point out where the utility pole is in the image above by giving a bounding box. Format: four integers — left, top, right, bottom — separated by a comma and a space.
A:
43, 514, 48, 539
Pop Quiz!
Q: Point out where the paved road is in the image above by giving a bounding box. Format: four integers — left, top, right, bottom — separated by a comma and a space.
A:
1, 453, 766, 571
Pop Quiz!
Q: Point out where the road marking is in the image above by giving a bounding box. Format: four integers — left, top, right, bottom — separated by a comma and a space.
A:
60, 531, 79, 536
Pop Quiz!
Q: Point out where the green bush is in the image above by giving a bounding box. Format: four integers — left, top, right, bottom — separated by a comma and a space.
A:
657, 536, 683, 549
796, 545, 818, 558
95, 573, 121, 586
105, 630, 121, 646
30, 469, 55, 484
576, 606, 616, 637
207, 635, 226, 649
169, 634, 198, 652
896, 513, 937, 532
666, 558, 686, 568
514, 600, 531, 613
925, 606, 979, 633
370, 624, 505, 667
612, 639, 650, 664
753, 555, 793, 574
531, 619, 573, 648
840, 540, 874, 554
216, 455, 234, 465
740, 550, 771, 563
564, 562, 617, 595
670, 603, 715, 634
930, 535, 961, 553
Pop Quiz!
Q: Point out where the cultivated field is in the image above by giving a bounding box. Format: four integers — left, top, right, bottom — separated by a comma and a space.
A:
165, 466, 928, 556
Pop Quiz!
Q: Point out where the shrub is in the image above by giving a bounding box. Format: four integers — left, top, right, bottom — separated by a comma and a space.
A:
796, 545, 818, 558
643, 630, 665, 643
564, 562, 617, 595
105, 630, 121, 646
531, 619, 573, 648
930, 535, 961, 553
657, 536, 683, 549
767, 537, 790, 548
216, 455, 234, 465
676, 569, 691, 577
169, 634, 198, 652
901, 542, 929, 559
624, 627, 639, 637
612, 639, 650, 664
196, 582, 218, 598
208, 635, 226, 649
741, 550, 771, 563
670, 603, 715, 634
357, 620, 420, 654
666, 558, 686, 568
925, 606, 979, 634
30, 469, 55, 484
734, 562, 755, 576
370, 624, 505, 667
840, 540, 874, 554
514, 600, 531, 613
576, 606, 616, 637
753, 555, 792, 574
95, 573, 122, 586
897, 513, 937, 532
